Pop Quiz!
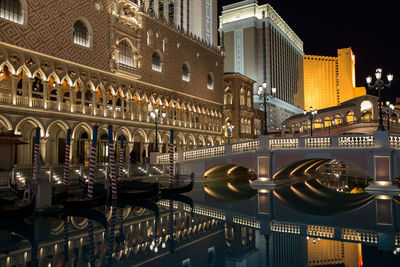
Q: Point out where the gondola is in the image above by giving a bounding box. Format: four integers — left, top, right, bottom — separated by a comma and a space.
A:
0, 199, 35, 217
160, 174, 194, 195
62, 206, 108, 230
118, 182, 159, 200
58, 183, 107, 208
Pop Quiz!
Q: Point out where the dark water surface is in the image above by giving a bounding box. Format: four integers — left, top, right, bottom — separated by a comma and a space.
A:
1, 176, 400, 267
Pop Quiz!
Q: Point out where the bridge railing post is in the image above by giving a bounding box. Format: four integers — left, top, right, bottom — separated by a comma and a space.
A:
373, 130, 389, 148
331, 136, 339, 148
257, 135, 269, 151
226, 143, 232, 154
298, 137, 306, 148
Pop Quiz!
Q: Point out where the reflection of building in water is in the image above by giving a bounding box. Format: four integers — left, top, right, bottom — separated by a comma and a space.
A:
0, 205, 225, 266
308, 239, 362, 266
270, 233, 308, 267
225, 222, 257, 264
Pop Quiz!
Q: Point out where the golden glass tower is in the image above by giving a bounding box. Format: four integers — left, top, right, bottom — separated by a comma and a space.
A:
303, 47, 366, 110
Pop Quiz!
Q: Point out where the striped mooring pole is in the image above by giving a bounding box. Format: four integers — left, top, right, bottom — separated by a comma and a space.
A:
87, 125, 98, 199
169, 129, 174, 186
118, 136, 124, 181
88, 219, 95, 266
63, 217, 69, 263
32, 127, 40, 181
63, 129, 71, 185
107, 204, 117, 266
108, 125, 117, 199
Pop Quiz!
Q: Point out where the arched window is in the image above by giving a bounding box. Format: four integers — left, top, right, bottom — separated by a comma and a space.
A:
346, 111, 355, 123
182, 63, 190, 82
146, 31, 152, 45
239, 88, 245, 105
73, 20, 90, 47
118, 39, 134, 67
0, 0, 24, 24
152, 51, 162, 72
324, 116, 332, 127
247, 91, 252, 107
207, 73, 214, 90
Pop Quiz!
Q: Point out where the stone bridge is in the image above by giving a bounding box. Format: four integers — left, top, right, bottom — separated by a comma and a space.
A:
153, 131, 400, 191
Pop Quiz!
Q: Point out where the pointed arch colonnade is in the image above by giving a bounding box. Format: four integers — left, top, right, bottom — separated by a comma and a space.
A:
0, 56, 224, 166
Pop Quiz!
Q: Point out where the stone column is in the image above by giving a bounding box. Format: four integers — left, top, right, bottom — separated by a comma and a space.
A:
102, 93, 107, 117
121, 97, 126, 119
56, 85, 62, 111
130, 99, 134, 120
40, 137, 48, 165
11, 75, 17, 105
43, 81, 49, 109
81, 89, 86, 114
143, 143, 149, 158
92, 92, 97, 115
28, 78, 33, 107
112, 95, 116, 118
69, 86, 75, 112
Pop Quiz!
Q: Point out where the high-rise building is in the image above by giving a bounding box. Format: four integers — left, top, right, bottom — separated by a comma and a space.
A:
141, 0, 218, 46
219, 0, 304, 129
303, 47, 366, 110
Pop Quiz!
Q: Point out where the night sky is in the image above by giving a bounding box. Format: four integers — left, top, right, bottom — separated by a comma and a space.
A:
218, 0, 399, 103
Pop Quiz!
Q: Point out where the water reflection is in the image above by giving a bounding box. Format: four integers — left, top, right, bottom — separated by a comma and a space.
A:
202, 163, 257, 202
1, 179, 400, 266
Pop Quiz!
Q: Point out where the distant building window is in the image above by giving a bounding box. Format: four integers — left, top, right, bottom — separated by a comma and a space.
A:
146, 31, 152, 45
119, 39, 134, 67
182, 63, 190, 82
152, 51, 162, 72
207, 73, 214, 90
73, 20, 90, 47
0, 0, 23, 24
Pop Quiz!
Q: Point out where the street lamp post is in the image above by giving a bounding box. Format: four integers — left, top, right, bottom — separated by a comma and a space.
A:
222, 122, 234, 144
366, 68, 394, 131
150, 106, 166, 152
303, 106, 318, 136
385, 101, 395, 132
258, 82, 276, 135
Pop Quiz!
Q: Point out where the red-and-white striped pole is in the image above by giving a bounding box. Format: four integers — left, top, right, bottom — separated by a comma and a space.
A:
87, 126, 98, 199
118, 136, 124, 181
63, 129, 71, 186
169, 129, 174, 186
108, 125, 117, 199
33, 127, 40, 181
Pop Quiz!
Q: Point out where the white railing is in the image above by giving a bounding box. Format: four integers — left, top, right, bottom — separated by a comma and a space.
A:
307, 225, 334, 238
0, 92, 11, 103
157, 153, 178, 164
183, 146, 225, 160
306, 137, 331, 148
233, 214, 260, 229
271, 221, 301, 234
338, 136, 374, 148
390, 135, 400, 148
270, 138, 299, 149
32, 98, 43, 108
16, 96, 28, 106
342, 228, 378, 244
232, 140, 259, 153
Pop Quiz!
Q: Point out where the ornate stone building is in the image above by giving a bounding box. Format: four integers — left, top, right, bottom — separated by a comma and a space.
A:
223, 73, 263, 141
0, 0, 226, 166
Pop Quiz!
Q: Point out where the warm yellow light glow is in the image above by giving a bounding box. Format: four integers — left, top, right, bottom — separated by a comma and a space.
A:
227, 182, 240, 192
376, 181, 391, 186
376, 195, 392, 200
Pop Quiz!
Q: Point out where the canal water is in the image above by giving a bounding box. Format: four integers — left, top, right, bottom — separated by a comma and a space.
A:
1, 165, 400, 267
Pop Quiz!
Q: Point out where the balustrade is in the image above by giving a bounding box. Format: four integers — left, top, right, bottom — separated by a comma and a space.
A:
390, 135, 400, 148
305, 137, 331, 148
157, 153, 178, 164
270, 138, 299, 149
342, 228, 378, 244
307, 225, 334, 238
338, 136, 374, 148
232, 140, 259, 153
183, 146, 225, 160
271, 221, 301, 234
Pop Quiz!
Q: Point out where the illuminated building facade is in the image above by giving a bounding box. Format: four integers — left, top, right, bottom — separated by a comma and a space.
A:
303, 47, 366, 110
0, 0, 227, 166
219, 0, 304, 130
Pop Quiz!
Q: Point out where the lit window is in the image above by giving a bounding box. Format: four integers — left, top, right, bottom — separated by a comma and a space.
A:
118, 40, 134, 67
207, 73, 214, 90
73, 20, 90, 47
152, 51, 162, 72
0, 0, 23, 24
182, 63, 190, 82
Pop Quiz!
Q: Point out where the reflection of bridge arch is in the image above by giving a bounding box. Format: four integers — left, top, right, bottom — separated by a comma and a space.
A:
273, 157, 372, 181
